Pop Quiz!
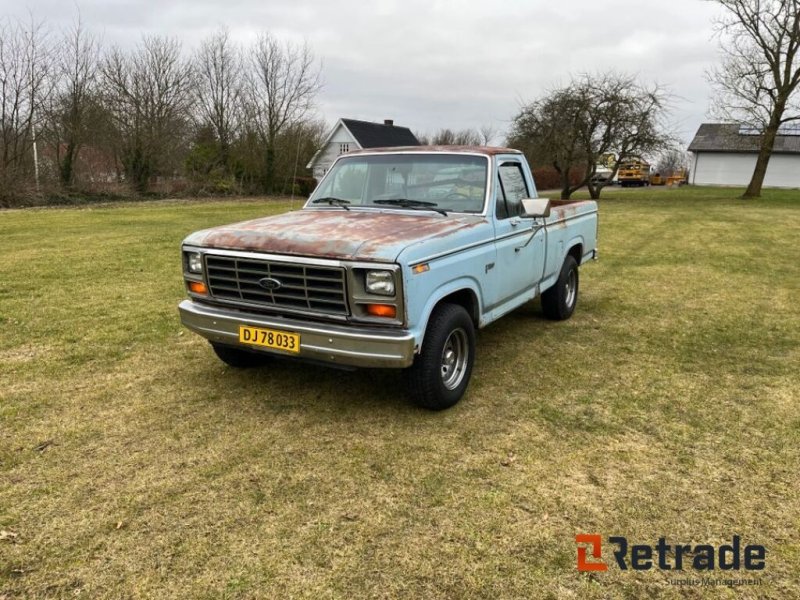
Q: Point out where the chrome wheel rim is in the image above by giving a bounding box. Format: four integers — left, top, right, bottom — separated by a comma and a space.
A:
440, 328, 469, 390
565, 269, 577, 308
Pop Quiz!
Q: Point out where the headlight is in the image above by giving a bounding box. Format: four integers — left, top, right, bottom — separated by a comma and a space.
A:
186, 252, 203, 274
365, 270, 395, 296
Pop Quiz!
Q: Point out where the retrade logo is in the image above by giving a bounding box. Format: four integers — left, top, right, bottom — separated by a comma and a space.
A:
576, 534, 608, 572
576, 535, 766, 572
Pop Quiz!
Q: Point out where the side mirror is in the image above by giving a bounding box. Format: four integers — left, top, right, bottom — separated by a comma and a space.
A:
521, 198, 551, 218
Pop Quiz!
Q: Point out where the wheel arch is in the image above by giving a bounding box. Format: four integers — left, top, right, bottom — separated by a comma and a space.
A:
415, 280, 482, 350
567, 241, 584, 265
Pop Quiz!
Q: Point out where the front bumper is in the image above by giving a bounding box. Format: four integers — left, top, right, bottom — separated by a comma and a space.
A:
178, 300, 416, 368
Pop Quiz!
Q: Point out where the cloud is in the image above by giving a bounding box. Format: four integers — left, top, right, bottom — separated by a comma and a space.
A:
2, 0, 725, 144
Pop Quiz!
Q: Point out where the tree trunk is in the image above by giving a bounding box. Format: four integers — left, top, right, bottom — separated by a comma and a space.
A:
265, 142, 276, 194
59, 142, 77, 188
742, 105, 784, 199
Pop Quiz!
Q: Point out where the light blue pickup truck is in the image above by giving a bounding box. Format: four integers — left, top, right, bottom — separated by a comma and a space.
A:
179, 146, 598, 409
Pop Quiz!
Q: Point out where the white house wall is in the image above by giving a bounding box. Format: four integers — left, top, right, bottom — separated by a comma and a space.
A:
693, 152, 800, 188
330, 126, 354, 144
310, 123, 359, 179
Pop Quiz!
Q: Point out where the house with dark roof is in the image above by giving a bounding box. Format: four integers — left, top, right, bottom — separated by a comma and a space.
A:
307, 118, 420, 179
688, 123, 800, 188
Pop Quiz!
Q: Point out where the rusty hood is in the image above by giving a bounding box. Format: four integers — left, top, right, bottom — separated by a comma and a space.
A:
184, 209, 486, 262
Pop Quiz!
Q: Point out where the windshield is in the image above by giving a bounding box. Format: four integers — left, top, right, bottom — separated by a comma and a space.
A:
308, 154, 488, 213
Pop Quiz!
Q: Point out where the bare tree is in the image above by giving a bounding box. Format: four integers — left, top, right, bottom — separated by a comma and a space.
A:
414, 131, 430, 145
242, 33, 321, 192
508, 73, 672, 199
708, 0, 800, 198
194, 28, 241, 173
46, 15, 100, 187
430, 128, 481, 145
655, 148, 689, 177
101, 36, 194, 192
0, 16, 52, 201
478, 123, 498, 145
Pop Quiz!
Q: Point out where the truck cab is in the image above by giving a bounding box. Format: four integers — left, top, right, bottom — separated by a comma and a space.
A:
179, 147, 598, 409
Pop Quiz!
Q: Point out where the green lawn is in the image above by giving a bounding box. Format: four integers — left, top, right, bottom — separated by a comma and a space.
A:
1, 188, 799, 599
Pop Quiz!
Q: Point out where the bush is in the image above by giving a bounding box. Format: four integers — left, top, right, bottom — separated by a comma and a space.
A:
531, 166, 585, 191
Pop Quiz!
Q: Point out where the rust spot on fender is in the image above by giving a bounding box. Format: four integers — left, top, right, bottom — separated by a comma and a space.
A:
548, 200, 585, 228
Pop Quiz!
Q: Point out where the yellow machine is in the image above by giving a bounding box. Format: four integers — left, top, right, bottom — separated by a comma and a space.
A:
617, 159, 651, 187
650, 173, 666, 186
666, 169, 688, 186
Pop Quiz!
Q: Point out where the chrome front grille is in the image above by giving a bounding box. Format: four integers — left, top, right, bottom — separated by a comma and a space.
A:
205, 255, 348, 316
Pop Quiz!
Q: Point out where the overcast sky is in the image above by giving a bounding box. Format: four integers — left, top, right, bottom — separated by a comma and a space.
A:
3, 0, 725, 146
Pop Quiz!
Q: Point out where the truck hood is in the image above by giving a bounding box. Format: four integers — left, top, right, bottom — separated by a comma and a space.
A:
184, 209, 486, 263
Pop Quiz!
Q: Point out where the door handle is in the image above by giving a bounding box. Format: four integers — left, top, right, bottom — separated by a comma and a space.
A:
510, 217, 521, 226
514, 225, 544, 252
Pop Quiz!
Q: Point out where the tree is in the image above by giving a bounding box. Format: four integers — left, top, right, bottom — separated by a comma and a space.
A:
708, 0, 800, 198
46, 16, 99, 188
478, 123, 498, 146
241, 33, 320, 193
193, 27, 241, 174
430, 128, 481, 145
655, 148, 689, 177
101, 36, 193, 192
0, 16, 52, 202
508, 73, 672, 199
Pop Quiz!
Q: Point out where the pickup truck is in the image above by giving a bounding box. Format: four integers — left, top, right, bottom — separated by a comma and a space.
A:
179, 146, 598, 410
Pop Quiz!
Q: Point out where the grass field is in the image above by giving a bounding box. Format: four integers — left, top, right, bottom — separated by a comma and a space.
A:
1, 187, 799, 599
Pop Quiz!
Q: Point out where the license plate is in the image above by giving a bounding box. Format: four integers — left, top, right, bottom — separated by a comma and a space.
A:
238, 325, 300, 353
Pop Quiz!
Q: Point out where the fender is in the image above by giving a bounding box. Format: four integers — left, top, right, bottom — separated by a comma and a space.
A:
414, 277, 484, 350
540, 235, 585, 292
565, 235, 585, 262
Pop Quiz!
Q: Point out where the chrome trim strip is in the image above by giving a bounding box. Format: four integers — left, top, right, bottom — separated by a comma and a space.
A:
183, 245, 348, 269
409, 208, 597, 267
547, 209, 599, 227
409, 237, 496, 267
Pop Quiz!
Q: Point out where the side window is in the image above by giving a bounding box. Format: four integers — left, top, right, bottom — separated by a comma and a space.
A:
495, 174, 508, 219
497, 162, 529, 218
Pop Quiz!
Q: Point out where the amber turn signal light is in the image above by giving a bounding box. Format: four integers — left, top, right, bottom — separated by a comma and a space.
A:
366, 303, 396, 318
188, 281, 208, 295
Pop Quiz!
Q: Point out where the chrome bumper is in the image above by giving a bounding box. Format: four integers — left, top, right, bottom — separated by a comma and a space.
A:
178, 300, 416, 368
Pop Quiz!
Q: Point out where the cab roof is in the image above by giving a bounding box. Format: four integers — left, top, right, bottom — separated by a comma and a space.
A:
346, 145, 522, 156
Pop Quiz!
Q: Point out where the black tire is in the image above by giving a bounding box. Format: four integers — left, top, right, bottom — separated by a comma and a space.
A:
541, 255, 579, 320
406, 303, 475, 411
211, 342, 270, 368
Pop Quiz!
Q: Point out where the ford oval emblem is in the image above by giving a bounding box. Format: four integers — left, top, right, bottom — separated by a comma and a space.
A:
258, 277, 282, 290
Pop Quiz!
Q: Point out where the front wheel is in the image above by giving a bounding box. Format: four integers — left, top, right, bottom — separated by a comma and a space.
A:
541, 255, 579, 320
406, 303, 475, 411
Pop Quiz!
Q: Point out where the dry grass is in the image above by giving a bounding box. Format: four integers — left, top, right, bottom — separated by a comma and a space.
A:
1, 189, 799, 599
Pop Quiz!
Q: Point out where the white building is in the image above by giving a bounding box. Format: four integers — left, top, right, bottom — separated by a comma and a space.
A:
688, 123, 800, 188
307, 118, 419, 180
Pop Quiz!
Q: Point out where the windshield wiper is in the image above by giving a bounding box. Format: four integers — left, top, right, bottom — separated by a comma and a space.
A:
372, 198, 447, 216
311, 197, 350, 210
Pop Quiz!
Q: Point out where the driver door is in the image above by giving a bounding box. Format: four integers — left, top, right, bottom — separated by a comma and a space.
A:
489, 159, 546, 307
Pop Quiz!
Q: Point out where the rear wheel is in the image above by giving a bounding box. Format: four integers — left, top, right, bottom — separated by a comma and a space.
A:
407, 303, 475, 411
541, 255, 579, 320
211, 342, 270, 368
